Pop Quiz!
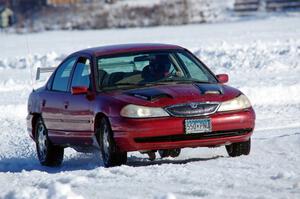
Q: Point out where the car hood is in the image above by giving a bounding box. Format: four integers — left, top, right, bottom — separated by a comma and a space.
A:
108, 83, 241, 107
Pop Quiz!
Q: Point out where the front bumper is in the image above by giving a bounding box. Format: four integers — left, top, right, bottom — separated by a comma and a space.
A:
111, 108, 255, 152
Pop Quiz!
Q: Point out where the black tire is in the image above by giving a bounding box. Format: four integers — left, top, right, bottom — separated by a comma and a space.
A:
158, 149, 181, 158
169, 148, 181, 158
97, 117, 127, 167
35, 118, 64, 167
226, 138, 251, 157
158, 149, 170, 158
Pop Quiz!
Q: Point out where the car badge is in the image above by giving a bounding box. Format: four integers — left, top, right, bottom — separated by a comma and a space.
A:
190, 103, 198, 109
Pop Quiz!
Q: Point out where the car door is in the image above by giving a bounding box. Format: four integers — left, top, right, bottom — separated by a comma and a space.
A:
61, 56, 94, 144
42, 56, 77, 137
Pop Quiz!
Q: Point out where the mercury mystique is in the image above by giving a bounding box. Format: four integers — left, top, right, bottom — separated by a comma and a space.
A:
27, 43, 255, 167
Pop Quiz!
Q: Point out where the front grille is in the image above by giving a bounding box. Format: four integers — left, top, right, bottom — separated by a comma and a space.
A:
134, 129, 252, 143
165, 102, 220, 117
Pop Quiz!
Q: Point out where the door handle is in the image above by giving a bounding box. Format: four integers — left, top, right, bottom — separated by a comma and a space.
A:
64, 101, 69, 109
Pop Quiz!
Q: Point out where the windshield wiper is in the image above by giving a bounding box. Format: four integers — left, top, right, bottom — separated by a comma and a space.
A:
114, 83, 142, 86
115, 82, 169, 87
102, 79, 211, 91
156, 78, 211, 84
101, 83, 143, 91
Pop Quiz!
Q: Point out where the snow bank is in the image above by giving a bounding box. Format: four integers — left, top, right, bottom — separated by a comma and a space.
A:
195, 39, 300, 74
0, 52, 64, 92
156, 193, 177, 199
241, 84, 300, 105
0, 51, 63, 70
4, 182, 84, 199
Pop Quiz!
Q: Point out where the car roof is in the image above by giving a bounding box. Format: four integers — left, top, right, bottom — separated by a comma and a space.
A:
73, 43, 184, 57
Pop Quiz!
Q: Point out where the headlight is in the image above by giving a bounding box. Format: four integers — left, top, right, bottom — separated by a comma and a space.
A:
217, 94, 251, 112
120, 104, 170, 118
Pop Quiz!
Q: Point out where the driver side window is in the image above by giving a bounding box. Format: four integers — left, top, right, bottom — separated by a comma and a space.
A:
71, 57, 91, 89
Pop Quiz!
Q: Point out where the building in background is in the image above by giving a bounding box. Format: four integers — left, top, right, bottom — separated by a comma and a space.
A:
0, 0, 46, 14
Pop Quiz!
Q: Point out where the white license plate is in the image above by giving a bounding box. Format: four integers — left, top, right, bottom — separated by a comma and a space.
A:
185, 118, 212, 134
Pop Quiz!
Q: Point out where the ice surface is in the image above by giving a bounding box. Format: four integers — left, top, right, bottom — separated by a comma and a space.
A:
0, 15, 299, 199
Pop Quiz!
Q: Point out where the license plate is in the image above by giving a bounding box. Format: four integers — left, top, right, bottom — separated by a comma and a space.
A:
185, 118, 211, 134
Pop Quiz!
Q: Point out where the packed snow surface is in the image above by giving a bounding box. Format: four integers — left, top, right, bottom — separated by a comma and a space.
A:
0, 16, 300, 199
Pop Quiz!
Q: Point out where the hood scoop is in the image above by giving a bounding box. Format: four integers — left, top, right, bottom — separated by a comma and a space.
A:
194, 84, 224, 95
125, 89, 172, 101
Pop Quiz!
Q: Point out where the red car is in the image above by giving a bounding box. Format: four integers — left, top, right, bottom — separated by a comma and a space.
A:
26, 43, 255, 167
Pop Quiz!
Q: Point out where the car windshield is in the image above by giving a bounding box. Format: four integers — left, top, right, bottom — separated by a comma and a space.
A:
97, 50, 217, 90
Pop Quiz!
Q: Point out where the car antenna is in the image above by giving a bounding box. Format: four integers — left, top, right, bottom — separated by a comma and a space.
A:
25, 34, 35, 90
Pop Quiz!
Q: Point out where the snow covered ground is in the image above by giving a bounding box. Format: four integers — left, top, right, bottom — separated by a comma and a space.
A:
0, 15, 300, 199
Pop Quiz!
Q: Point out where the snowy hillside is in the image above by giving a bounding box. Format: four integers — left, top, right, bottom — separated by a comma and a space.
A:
0, 16, 300, 199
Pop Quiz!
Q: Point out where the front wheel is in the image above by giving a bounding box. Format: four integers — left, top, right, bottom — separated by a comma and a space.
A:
35, 118, 64, 166
98, 118, 127, 167
226, 138, 251, 157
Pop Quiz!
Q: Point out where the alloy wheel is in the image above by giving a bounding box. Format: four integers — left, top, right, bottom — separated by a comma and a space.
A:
37, 122, 48, 161
102, 123, 110, 162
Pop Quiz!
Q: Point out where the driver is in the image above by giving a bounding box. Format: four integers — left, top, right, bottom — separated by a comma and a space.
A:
142, 55, 171, 82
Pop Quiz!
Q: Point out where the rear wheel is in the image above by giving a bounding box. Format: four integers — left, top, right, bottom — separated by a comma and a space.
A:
98, 117, 127, 167
158, 149, 181, 158
226, 138, 251, 157
169, 149, 181, 158
35, 118, 64, 166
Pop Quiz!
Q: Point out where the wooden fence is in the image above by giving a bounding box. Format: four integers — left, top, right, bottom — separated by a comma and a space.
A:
234, 0, 300, 12
266, 0, 300, 11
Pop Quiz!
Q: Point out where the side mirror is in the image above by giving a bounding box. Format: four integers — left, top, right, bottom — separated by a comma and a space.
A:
71, 86, 88, 95
216, 74, 229, 84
